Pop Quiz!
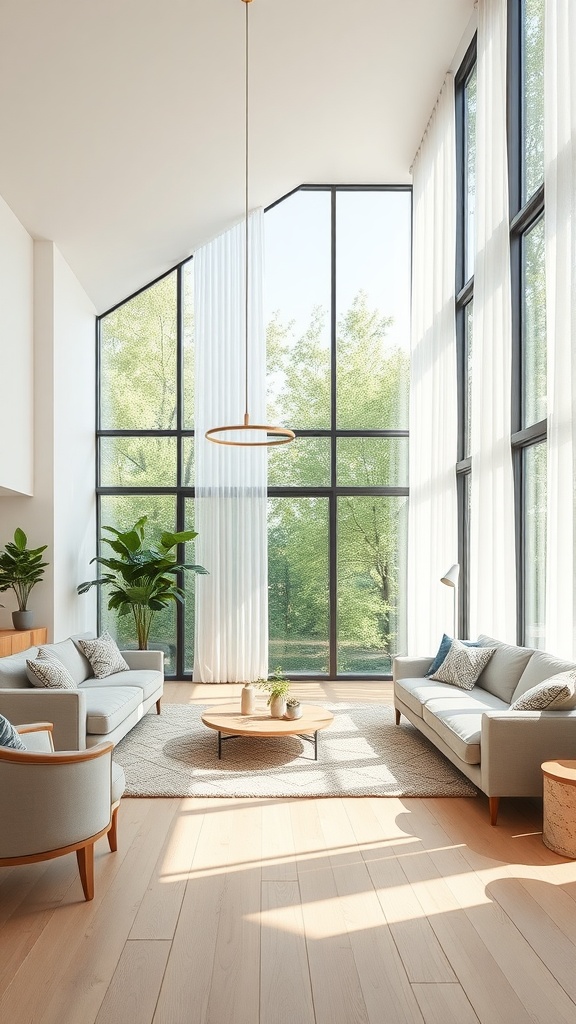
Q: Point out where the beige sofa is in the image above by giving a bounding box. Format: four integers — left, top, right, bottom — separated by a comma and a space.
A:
393, 635, 576, 824
0, 634, 163, 751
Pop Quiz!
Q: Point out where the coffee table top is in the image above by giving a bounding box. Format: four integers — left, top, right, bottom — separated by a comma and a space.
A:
201, 702, 334, 738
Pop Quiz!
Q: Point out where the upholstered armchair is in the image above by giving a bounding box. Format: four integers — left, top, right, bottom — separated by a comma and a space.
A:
0, 722, 125, 901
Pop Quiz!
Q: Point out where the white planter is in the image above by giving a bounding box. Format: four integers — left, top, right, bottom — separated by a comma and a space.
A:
284, 703, 302, 720
269, 695, 287, 719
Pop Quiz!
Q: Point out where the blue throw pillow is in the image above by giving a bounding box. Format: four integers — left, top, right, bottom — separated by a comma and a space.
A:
425, 634, 481, 677
0, 713, 26, 750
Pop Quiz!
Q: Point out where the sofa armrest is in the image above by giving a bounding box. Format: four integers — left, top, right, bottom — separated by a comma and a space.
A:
481, 710, 576, 797
120, 650, 164, 674
392, 655, 434, 682
0, 688, 86, 751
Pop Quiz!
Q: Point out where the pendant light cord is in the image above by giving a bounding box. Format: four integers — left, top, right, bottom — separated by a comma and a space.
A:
244, 0, 250, 424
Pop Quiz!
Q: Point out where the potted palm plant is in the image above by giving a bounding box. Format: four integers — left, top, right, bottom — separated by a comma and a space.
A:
0, 528, 48, 630
77, 516, 207, 650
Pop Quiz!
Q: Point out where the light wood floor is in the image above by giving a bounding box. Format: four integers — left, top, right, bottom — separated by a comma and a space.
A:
2, 681, 576, 1024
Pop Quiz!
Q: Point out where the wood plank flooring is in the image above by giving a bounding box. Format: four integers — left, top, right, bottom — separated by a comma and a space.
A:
2, 681, 576, 1024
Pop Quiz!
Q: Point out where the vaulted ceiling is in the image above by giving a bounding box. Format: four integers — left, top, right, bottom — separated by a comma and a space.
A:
0, 0, 475, 311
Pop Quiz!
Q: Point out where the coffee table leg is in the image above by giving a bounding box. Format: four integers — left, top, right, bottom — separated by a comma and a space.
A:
218, 731, 222, 760
315, 731, 318, 761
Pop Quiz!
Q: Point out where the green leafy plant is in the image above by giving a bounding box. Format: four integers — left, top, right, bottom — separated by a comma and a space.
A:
256, 669, 291, 706
0, 528, 48, 611
77, 516, 207, 650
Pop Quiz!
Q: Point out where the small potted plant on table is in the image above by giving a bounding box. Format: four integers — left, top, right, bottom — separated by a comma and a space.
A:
257, 670, 292, 719
284, 697, 302, 721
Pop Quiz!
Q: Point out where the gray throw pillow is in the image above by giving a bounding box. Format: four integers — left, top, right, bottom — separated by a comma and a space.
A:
0, 713, 26, 750
509, 671, 576, 711
429, 638, 497, 690
77, 631, 130, 679
26, 648, 77, 689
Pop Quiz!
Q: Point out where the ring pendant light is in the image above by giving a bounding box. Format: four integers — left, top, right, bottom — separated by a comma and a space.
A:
205, 0, 295, 447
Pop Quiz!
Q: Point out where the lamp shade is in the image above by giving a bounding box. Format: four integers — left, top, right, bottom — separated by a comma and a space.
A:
440, 563, 460, 588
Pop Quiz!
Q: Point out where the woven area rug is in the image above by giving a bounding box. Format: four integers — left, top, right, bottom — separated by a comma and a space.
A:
113, 702, 477, 798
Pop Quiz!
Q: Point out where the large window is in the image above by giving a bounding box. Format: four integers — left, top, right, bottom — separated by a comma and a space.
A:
455, 39, 477, 638
97, 187, 411, 678
510, 0, 546, 647
265, 187, 411, 677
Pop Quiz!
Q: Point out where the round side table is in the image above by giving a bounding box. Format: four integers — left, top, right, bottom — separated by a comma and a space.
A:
541, 760, 576, 858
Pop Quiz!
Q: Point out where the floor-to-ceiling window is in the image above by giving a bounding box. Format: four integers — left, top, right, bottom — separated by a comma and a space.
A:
509, 0, 546, 647
455, 39, 477, 639
265, 186, 411, 676
97, 186, 411, 679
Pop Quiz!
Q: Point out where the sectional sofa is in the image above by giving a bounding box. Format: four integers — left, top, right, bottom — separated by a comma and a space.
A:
393, 635, 576, 823
0, 634, 163, 751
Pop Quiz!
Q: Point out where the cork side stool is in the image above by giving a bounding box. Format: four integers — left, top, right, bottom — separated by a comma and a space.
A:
541, 760, 576, 858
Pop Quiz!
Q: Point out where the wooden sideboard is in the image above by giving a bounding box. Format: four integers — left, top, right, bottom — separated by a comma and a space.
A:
0, 627, 48, 657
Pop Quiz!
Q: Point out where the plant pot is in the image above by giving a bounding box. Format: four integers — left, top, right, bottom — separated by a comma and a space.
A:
12, 609, 33, 631
269, 695, 287, 719
284, 703, 302, 721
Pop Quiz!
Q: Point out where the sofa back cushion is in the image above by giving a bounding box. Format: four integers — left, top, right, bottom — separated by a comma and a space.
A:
511, 650, 576, 704
0, 648, 38, 689
39, 636, 94, 685
476, 635, 534, 703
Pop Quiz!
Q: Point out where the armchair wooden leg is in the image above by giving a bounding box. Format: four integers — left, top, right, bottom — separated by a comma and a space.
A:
156, 698, 162, 715
76, 842, 95, 901
395, 708, 401, 725
489, 797, 500, 826
108, 805, 119, 852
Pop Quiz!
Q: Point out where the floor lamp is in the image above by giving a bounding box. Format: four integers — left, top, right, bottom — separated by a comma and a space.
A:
440, 563, 460, 639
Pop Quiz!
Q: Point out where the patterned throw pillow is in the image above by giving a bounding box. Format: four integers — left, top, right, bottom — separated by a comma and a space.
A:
26, 648, 77, 689
0, 713, 26, 750
509, 671, 576, 711
77, 631, 130, 679
426, 633, 482, 677
429, 638, 497, 690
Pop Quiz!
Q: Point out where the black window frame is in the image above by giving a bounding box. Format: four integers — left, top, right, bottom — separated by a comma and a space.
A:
508, 0, 546, 645
455, 35, 477, 640
96, 184, 411, 680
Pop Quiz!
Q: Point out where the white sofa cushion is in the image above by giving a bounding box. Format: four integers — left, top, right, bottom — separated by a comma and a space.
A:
511, 650, 576, 703
84, 686, 143, 735
395, 676, 474, 719
422, 690, 510, 764
80, 669, 161, 702
476, 635, 534, 703
39, 637, 93, 685
0, 648, 39, 689
77, 633, 130, 679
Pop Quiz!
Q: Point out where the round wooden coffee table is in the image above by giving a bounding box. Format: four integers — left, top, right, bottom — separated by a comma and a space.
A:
201, 702, 334, 761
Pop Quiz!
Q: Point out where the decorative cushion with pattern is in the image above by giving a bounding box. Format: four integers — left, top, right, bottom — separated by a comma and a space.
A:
429, 638, 497, 690
77, 632, 130, 679
26, 648, 77, 689
0, 713, 26, 749
509, 671, 576, 711
426, 634, 482, 677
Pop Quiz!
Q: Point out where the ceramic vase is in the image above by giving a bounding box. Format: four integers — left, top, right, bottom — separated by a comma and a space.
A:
269, 694, 287, 719
284, 703, 302, 721
240, 682, 256, 715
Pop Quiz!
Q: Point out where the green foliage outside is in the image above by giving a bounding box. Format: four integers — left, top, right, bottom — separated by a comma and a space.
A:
99, 268, 409, 676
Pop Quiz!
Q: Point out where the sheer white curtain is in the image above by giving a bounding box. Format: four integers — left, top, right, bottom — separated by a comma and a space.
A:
193, 211, 268, 682
469, 0, 516, 642
544, 0, 576, 659
408, 76, 459, 654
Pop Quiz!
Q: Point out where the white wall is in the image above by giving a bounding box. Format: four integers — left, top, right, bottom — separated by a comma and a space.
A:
0, 195, 34, 496
0, 231, 97, 639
